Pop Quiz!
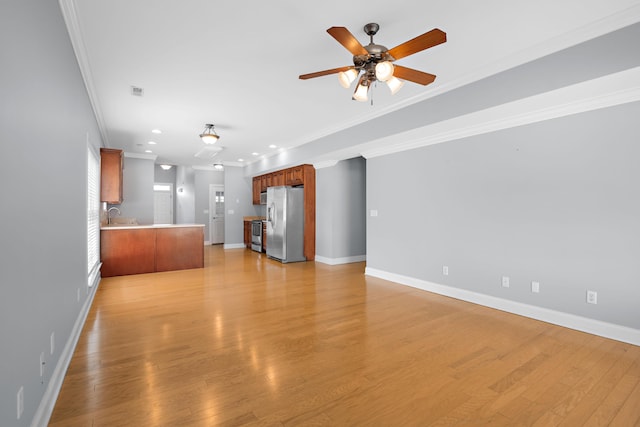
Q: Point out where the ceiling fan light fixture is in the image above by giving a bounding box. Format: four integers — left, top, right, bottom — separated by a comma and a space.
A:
338, 68, 358, 88
386, 76, 405, 95
352, 78, 370, 102
199, 123, 220, 144
375, 61, 394, 81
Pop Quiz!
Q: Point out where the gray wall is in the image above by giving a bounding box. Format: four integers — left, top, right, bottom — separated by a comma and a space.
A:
120, 156, 155, 225
175, 165, 196, 224
224, 166, 258, 246
0, 0, 103, 425
316, 157, 367, 261
154, 164, 177, 223
194, 169, 224, 241
367, 101, 640, 330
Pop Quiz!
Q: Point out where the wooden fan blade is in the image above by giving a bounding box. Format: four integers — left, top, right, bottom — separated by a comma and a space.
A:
387, 28, 446, 60
299, 66, 354, 80
327, 27, 368, 56
393, 65, 437, 85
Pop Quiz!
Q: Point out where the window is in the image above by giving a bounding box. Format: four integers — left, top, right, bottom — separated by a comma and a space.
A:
87, 145, 100, 287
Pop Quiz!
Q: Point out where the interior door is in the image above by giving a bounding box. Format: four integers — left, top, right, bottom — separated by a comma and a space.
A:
209, 184, 225, 244
153, 183, 173, 224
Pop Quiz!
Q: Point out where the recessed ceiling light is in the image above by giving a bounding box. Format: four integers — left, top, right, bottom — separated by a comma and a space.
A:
269, 144, 277, 149
252, 152, 259, 156
145, 150, 152, 153
151, 129, 162, 134
148, 141, 157, 145
238, 158, 244, 162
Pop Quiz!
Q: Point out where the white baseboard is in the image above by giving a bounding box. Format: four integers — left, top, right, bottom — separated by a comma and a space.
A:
315, 254, 366, 265
223, 243, 246, 250
31, 277, 102, 427
365, 267, 640, 346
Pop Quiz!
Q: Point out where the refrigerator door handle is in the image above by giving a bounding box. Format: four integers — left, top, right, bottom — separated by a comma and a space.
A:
268, 202, 276, 228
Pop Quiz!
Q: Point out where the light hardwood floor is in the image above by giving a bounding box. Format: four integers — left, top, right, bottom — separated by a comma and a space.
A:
50, 246, 640, 426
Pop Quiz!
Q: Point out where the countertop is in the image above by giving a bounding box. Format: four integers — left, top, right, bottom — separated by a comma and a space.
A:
101, 223, 205, 230
243, 216, 266, 221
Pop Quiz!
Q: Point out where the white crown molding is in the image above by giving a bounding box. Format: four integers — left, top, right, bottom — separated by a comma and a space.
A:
365, 267, 640, 346
58, 0, 110, 147
362, 66, 640, 159
290, 4, 640, 152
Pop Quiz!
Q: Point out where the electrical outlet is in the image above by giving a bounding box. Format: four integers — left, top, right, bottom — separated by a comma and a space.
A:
531, 281, 540, 293
50, 332, 55, 355
501, 276, 510, 288
442, 265, 449, 276
17, 386, 24, 419
587, 290, 598, 304
370, 209, 378, 217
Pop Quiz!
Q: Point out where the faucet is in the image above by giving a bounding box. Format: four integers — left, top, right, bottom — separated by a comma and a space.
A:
107, 207, 121, 225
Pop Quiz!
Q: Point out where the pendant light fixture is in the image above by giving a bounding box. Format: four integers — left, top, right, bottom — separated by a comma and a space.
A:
199, 124, 220, 144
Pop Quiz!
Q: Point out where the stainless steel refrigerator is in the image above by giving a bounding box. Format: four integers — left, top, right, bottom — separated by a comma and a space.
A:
266, 186, 306, 263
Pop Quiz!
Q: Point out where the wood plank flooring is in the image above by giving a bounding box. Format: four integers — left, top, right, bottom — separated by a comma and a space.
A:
49, 246, 640, 426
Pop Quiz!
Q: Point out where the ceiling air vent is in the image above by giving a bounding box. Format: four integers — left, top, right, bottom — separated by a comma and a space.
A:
194, 146, 224, 160
130, 86, 144, 96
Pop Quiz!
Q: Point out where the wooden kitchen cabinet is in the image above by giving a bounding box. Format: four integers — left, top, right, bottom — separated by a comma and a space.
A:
272, 170, 285, 186
101, 225, 204, 277
244, 220, 252, 248
252, 177, 261, 205
285, 166, 304, 186
100, 148, 123, 203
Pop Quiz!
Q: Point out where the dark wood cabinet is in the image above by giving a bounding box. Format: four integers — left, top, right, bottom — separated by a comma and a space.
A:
285, 166, 304, 186
244, 220, 251, 248
252, 177, 261, 205
100, 148, 123, 203
101, 226, 204, 277
272, 170, 285, 186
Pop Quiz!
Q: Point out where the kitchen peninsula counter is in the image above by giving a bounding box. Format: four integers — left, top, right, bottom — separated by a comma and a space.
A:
101, 224, 204, 277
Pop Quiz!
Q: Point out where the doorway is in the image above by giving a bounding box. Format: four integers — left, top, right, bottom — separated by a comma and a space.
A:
154, 183, 173, 224
209, 184, 224, 244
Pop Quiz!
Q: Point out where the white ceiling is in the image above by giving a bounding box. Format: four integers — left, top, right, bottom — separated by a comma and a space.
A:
61, 0, 640, 170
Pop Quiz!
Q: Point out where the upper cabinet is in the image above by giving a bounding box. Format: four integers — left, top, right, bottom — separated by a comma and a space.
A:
252, 176, 261, 205
272, 170, 285, 186
100, 148, 123, 204
285, 166, 304, 186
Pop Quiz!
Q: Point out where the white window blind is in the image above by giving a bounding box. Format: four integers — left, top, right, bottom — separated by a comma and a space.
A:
87, 146, 100, 287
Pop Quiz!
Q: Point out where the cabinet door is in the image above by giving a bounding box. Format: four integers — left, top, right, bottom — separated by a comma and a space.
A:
272, 170, 285, 186
244, 221, 251, 248
260, 175, 268, 192
285, 166, 304, 186
100, 148, 123, 203
252, 177, 261, 205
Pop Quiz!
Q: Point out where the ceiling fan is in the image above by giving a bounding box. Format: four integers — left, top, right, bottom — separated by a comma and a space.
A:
299, 23, 446, 102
